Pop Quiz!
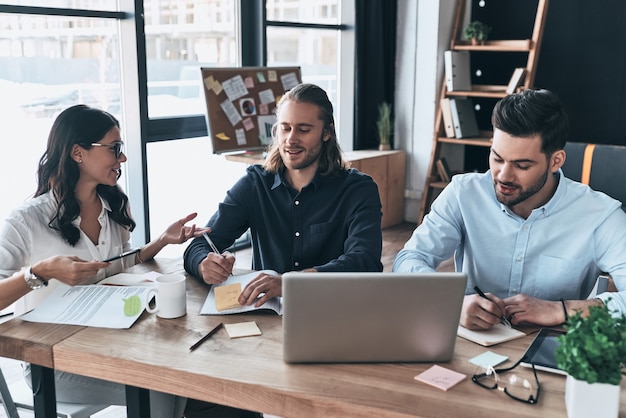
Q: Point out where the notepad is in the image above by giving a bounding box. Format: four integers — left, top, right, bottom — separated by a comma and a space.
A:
414, 365, 466, 391
457, 324, 526, 347
201, 270, 282, 315
224, 321, 262, 338
214, 283, 242, 311
469, 351, 509, 368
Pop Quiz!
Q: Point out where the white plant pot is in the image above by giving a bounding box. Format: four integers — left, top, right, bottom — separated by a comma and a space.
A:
565, 374, 620, 418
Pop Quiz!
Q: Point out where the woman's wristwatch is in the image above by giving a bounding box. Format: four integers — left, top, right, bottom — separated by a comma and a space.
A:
22, 266, 48, 290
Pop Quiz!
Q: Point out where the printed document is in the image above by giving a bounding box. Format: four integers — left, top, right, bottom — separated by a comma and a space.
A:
21, 283, 150, 329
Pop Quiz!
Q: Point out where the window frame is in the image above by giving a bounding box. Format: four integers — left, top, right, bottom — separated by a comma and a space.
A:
0, 0, 355, 245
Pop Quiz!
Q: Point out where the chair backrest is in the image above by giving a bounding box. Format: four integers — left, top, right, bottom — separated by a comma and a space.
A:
0, 368, 109, 418
562, 142, 626, 211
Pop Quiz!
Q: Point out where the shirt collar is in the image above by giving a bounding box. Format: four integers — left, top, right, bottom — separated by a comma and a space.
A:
71, 194, 111, 226
271, 169, 323, 191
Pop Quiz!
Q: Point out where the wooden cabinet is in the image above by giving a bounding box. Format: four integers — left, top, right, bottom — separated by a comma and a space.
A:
226, 149, 406, 229
345, 150, 405, 229
418, 0, 548, 224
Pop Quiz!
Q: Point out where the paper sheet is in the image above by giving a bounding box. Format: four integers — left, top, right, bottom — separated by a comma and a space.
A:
469, 351, 509, 368
224, 321, 262, 338
20, 283, 150, 329
414, 365, 466, 391
98, 271, 161, 286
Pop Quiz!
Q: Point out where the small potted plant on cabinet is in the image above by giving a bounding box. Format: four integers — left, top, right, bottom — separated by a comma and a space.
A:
555, 302, 626, 418
462, 21, 492, 45
377, 101, 392, 150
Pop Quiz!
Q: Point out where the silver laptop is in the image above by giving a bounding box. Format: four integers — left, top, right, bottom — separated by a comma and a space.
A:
282, 272, 467, 363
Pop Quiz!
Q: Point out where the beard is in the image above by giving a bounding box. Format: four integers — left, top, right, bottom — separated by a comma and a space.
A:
494, 168, 549, 207
280, 133, 325, 170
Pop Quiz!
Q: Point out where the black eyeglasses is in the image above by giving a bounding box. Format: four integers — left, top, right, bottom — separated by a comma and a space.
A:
472, 358, 541, 404
87, 142, 125, 159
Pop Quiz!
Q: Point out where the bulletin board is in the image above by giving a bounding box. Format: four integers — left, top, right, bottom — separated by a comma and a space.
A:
200, 66, 302, 154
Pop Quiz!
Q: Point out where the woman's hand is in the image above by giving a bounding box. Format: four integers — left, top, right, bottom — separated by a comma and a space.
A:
160, 212, 210, 245
32, 255, 109, 286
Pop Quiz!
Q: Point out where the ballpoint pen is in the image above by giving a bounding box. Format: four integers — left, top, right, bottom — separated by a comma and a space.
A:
473, 286, 512, 328
203, 232, 232, 276
202, 232, 221, 255
189, 322, 223, 351
102, 248, 141, 263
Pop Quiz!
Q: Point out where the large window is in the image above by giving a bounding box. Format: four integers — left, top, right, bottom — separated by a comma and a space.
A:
143, 0, 238, 118
0, 4, 124, 223
0, 0, 354, 248
266, 0, 354, 150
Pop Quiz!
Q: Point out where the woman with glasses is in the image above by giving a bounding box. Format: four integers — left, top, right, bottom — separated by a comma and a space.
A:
0, 104, 208, 417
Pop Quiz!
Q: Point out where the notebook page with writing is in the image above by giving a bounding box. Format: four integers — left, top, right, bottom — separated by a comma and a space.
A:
200, 270, 282, 315
457, 324, 526, 347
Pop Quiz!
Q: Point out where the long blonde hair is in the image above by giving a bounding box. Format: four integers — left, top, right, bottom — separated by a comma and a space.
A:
263, 83, 349, 176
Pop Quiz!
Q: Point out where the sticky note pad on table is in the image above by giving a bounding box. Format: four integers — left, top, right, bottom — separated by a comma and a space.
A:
224, 321, 262, 338
214, 283, 242, 311
469, 351, 509, 368
414, 365, 466, 391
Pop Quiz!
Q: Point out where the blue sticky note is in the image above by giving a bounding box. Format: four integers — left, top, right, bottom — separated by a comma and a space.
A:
469, 351, 509, 368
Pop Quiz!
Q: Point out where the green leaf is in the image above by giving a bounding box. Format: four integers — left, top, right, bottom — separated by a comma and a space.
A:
555, 302, 626, 385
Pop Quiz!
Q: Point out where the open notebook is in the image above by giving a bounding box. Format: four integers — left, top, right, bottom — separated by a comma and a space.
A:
282, 271, 467, 363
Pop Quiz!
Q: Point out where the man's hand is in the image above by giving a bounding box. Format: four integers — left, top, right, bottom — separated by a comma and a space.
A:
198, 251, 235, 284
460, 292, 507, 330
238, 272, 282, 307
503, 294, 566, 326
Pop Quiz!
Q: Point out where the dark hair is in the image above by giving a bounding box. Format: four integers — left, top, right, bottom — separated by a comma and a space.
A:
491, 89, 569, 155
263, 83, 349, 175
35, 104, 135, 246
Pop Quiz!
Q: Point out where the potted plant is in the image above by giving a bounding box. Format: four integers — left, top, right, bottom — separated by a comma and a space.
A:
555, 302, 626, 418
377, 101, 392, 150
462, 21, 492, 45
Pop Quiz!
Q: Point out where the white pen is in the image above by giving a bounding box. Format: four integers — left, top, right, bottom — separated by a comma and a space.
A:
203, 232, 232, 276
202, 232, 221, 255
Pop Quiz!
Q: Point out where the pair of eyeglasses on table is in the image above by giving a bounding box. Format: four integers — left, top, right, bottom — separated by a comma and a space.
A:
472, 357, 541, 405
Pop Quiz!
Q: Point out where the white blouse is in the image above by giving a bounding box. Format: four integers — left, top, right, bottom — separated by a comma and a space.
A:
0, 191, 133, 315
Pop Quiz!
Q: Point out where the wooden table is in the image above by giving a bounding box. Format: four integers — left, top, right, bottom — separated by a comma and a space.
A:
3, 258, 626, 417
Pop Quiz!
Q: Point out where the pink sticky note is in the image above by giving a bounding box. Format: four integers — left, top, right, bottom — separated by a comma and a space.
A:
414, 365, 466, 391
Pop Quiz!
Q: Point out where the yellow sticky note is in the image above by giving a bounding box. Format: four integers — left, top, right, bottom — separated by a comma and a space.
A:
224, 321, 262, 338
214, 283, 242, 311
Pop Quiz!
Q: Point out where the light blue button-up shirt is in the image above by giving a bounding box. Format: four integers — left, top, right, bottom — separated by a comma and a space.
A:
393, 170, 626, 314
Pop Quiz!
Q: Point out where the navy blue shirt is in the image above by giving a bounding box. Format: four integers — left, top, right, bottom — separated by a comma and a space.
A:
184, 165, 383, 278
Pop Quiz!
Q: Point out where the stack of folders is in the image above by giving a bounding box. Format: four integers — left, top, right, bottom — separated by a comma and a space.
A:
441, 97, 479, 138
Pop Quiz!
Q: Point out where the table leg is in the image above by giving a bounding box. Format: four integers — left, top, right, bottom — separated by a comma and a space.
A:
30, 364, 56, 418
126, 385, 150, 418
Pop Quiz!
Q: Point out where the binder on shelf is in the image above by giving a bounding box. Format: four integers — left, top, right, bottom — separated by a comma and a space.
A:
506, 67, 526, 94
436, 158, 452, 183
449, 98, 479, 138
444, 50, 471, 92
440, 98, 455, 138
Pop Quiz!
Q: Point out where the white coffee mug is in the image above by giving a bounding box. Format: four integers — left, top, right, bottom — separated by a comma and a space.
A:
145, 274, 187, 319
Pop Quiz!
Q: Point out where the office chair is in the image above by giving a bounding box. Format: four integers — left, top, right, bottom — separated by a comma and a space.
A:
0, 368, 109, 418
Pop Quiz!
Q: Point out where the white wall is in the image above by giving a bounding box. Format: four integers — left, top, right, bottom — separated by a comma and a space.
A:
394, 0, 457, 223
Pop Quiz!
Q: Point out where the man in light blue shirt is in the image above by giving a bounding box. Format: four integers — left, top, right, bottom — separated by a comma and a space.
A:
394, 89, 626, 330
